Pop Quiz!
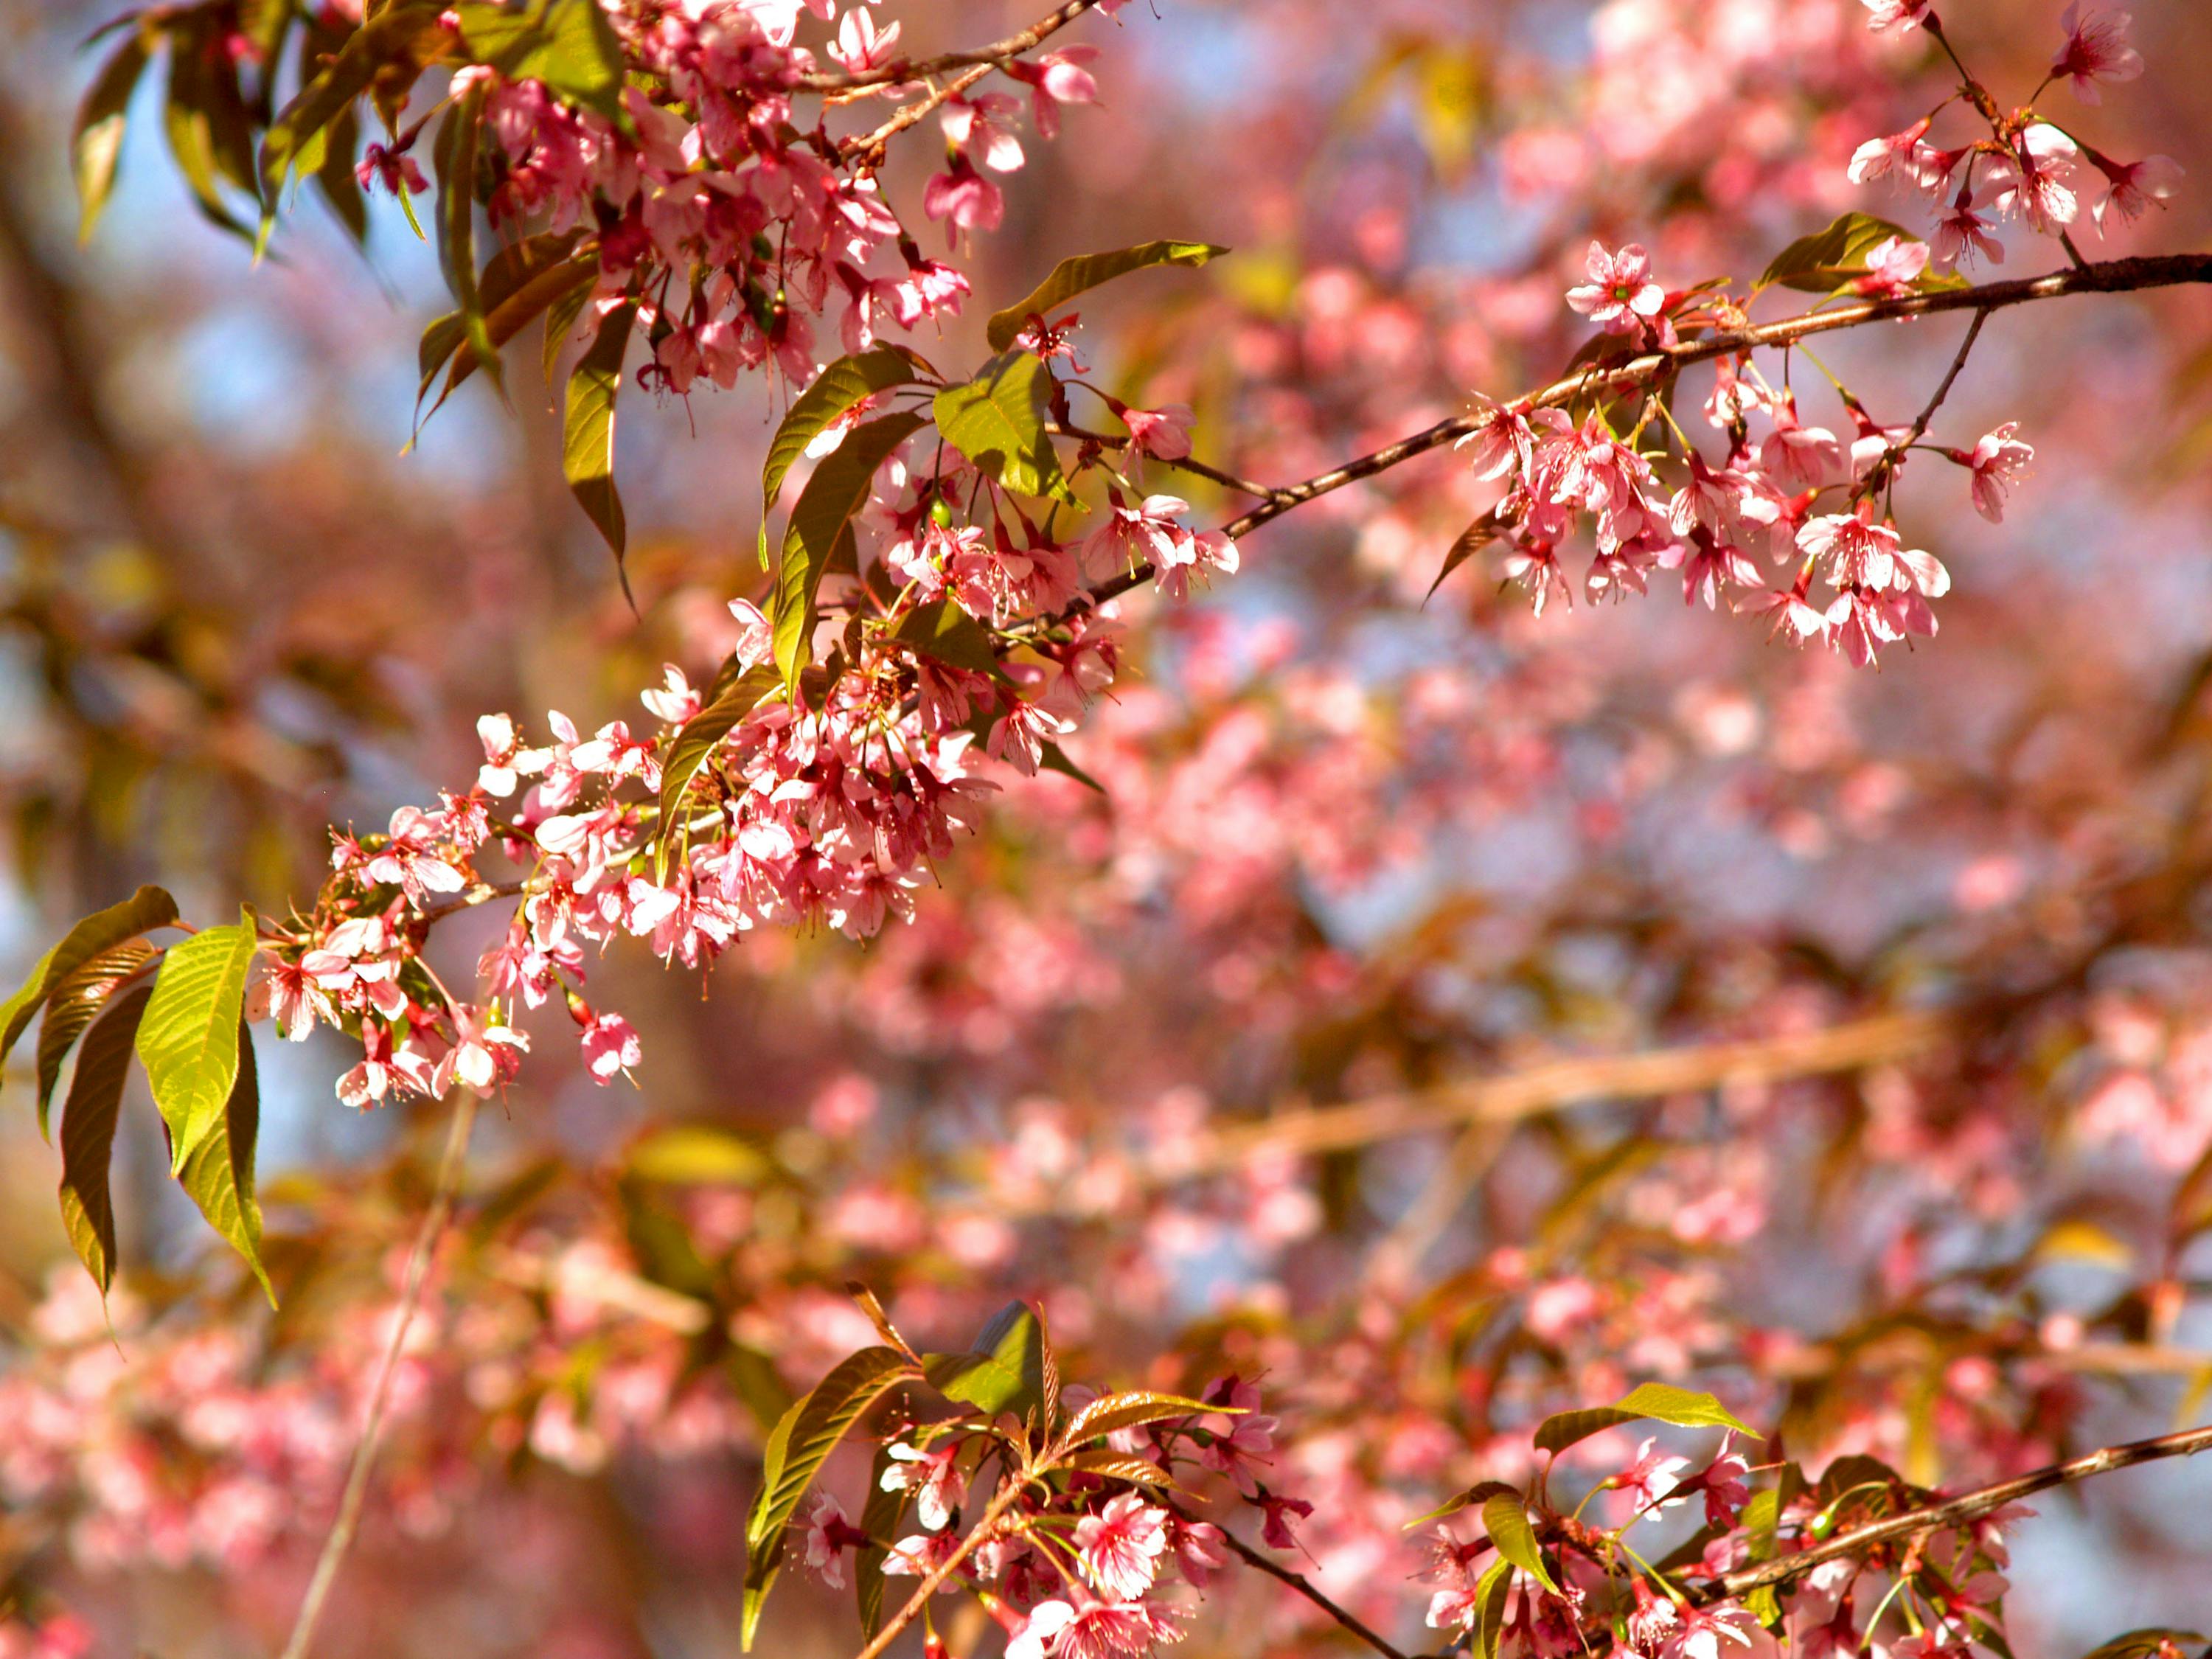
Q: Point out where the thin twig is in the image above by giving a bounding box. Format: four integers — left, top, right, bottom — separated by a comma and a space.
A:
1713, 1420, 2212, 1602
1054, 251, 2212, 613
844, 62, 994, 162
795, 0, 1104, 91
277, 1091, 479, 1659
855, 1479, 1028, 1659
1866, 306, 1989, 492
1183, 1506, 1411, 1659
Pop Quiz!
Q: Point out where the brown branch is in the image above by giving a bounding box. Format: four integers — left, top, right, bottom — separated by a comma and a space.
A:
1057, 251, 2212, 613
1193, 1509, 1411, 1659
279, 1091, 479, 1659
796, 1, 1104, 91
1713, 1420, 2212, 1603
1149, 1011, 1947, 1182
844, 62, 996, 164
853, 1478, 1029, 1659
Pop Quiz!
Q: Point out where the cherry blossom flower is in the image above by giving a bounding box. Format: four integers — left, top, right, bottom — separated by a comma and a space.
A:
1076, 1494, 1169, 1599
2086, 150, 2184, 232
1860, 0, 1932, 29
1961, 422, 2034, 521
1617, 1436, 1692, 1519
882, 1440, 964, 1530
943, 95, 1027, 173
2051, 4, 2143, 102
923, 158, 1006, 243
1005, 46, 1102, 139
579, 1011, 643, 1085
1991, 125, 2081, 232
1932, 195, 2004, 270
1852, 235, 1929, 297
828, 6, 901, 72
1567, 242, 1667, 343
355, 142, 425, 198
1848, 119, 1934, 188
1121, 403, 1195, 461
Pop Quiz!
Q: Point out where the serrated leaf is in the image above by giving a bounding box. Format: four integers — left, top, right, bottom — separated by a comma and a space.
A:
35, 939, 156, 1141
135, 908, 257, 1177
1481, 1492, 1558, 1595
773, 411, 926, 691
1756, 212, 1964, 295
566, 300, 637, 584
889, 601, 1007, 680
1, 885, 178, 1071
258, 1, 445, 252
986, 240, 1229, 352
425, 232, 595, 414
1065, 1390, 1214, 1446
174, 1020, 274, 1305
57, 984, 150, 1295
1065, 1449, 1176, 1486
1401, 1480, 1517, 1531
931, 353, 1077, 505
73, 27, 150, 243
456, 0, 627, 122
760, 346, 930, 567
1533, 1383, 1754, 1457
855, 1440, 910, 1640
653, 663, 781, 877
922, 1300, 1050, 1420
742, 1346, 920, 1650
1471, 1558, 1512, 1659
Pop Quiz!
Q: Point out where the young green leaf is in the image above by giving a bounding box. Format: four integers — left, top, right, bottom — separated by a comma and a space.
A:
1756, 212, 1965, 295
35, 938, 156, 1141
986, 240, 1230, 352
1532, 1382, 1755, 1457
759, 345, 931, 567
1400, 1480, 1517, 1531
135, 908, 257, 1176
855, 1441, 910, 1640
653, 663, 781, 877
433, 84, 499, 391
888, 600, 1008, 681
1064, 1389, 1216, 1446
454, 0, 627, 122
313, 106, 369, 243
742, 1346, 920, 1650
1471, 1558, 1512, 1659
1, 885, 178, 1071
425, 232, 596, 414
565, 300, 638, 585
931, 353, 1079, 505
1480, 1491, 1559, 1595
773, 411, 927, 691
57, 984, 151, 1295
72, 26, 150, 243
173, 1019, 274, 1304
922, 1300, 1050, 1419
1064, 1449, 1177, 1486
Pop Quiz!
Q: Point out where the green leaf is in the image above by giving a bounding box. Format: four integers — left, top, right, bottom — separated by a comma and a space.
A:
922, 1300, 1050, 1420
888, 601, 1007, 681
986, 240, 1229, 352
312, 105, 369, 243
433, 84, 500, 392
565, 299, 637, 585
1481, 1491, 1559, 1595
258, 1, 445, 253
456, 0, 627, 122
855, 1441, 908, 1640
161, 15, 255, 242
57, 984, 151, 1295
1400, 1480, 1517, 1531
1470, 1559, 1512, 1659
653, 663, 782, 877
932, 353, 1077, 506
742, 1346, 920, 1651
1064, 1449, 1177, 1486
35, 939, 157, 1141
1064, 1389, 1215, 1446
135, 908, 257, 1177
625, 1123, 773, 1186
73, 27, 150, 243
173, 1018, 274, 1304
424, 231, 595, 414
1756, 212, 1965, 294
773, 411, 927, 691
1533, 1382, 1755, 1457
1, 885, 178, 1071
1425, 513, 1498, 604
759, 346, 931, 567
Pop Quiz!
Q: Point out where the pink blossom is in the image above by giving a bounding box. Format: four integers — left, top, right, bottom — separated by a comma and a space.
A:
579, 1011, 642, 1084
1121, 403, 1195, 461
1852, 234, 1929, 297
1991, 125, 2081, 232
922, 160, 1005, 244
942, 94, 1026, 173
2051, 4, 2143, 102
2087, 150, 2183, 232
881, 1440, 964, 1530
1075, 1494, 1169, 1599
827, 6, 900, 72
1860, 0, 1932, 29
1961, 422, 2034, 521
1566, 241, 1667, 342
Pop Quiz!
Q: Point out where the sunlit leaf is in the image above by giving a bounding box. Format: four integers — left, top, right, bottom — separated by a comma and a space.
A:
1756, 212, 1967, 295
1400, 1480, 1516, 1531
1065, 1390, 1215, 1446
742, 1346, 920, 1650
759, 345, 931, 568
432, 83, 499, 392
922, 1300, 1050, 1420
72, 26, 150, 243
888, 601, 1007, 681
1, 885, 178, 1073
134, 908, 257, 1176
456, 0, 627, 122
773, 411, 927, 692
173, 1020, 274, 1304
565, 300, 637, 587
35, 938, 156, 1141
653, 664, 781, 877
625, 1123, 774, 1186
1481, 1491, 1559, 1594
1471, 1558, 1512, 1659
932, 353, 1078, 505
986, 240, 1229, 352
1533, 1382, 1754, 1457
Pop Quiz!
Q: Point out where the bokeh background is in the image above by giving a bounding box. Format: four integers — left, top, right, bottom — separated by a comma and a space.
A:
5, 1, 2212, 1655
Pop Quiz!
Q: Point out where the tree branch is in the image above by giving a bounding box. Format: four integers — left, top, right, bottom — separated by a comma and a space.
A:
1714, 1420, 2212, 1603
279, 1091, 479, 1659
798, 0, 1104, 91
853, 1478, 1029, 1659
1057, 251, 2212, 613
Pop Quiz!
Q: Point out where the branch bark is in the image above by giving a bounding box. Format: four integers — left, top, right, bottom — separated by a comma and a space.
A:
797, 0, 1103, 91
